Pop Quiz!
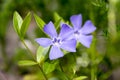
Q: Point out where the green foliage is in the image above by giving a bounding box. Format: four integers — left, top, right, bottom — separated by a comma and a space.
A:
54, 18, 62, 30
23, 74, 41, 80
92, 0, 107, 7
13, 11, 23, 36
60, 54, 77, 79
23, 72, 45, 80
53, 12, 64, 30
34, 14, 45, 31
43, 62, 58, 74
53, 70, 69, 80
18, 60, 37, 66
53, 12, 63, 22
20, 12, 31, 38
13, 11, 31, 39
1, 0, 120, 80
36, 46, 50, 64
73, 76, 87, 80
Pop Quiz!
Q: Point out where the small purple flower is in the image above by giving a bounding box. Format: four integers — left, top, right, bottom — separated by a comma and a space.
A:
63, 14, 96, 48
35, 21, 76, 60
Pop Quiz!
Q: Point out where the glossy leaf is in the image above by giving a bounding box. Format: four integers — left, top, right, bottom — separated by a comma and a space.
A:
23, 74, 43, 80
54, 12, 62, 22
54, 18, 62, 30
54, 12, 65, 30
36, 46, 50, 63
34, 14, 45, 30
48, 77, 59, 80
73, 76, 87, 80
54, 70, 69, 80
18, 60, 37, 66
13, 11, 23, 36
20, 12, 31, 38
60, 54, 76, 78
43, 62, 57, 74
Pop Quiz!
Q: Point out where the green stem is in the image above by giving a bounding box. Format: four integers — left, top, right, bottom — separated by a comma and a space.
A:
91, 51, 95, 80
90, 38, 96, 80
91, 66, 95, 80
59, 62, 64, 72
21, 39, 48, 80
21, 39, 35, 60
38, 64, 48, 80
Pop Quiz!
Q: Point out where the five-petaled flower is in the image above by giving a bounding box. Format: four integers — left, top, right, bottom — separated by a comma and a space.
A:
35, 21, 76, 60
35, 14, 96, 60
62, 14, 96, 48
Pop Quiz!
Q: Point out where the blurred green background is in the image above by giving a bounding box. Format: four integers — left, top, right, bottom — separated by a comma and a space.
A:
0, 0, 120, 80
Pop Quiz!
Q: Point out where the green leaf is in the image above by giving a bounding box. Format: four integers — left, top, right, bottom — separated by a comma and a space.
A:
20, 12, 31, 38
53, 12, 62, 22
54, 18, 62, 30
18, 60, 37, 66
23, 72, 46, 80
73, 76, 87, 80
48, 77, 59, 80
36, 46, 50, 63
43, 62, 57, 74
34, 14, 45, 30
53, 12, 66, 29
60, 54, 76, 78
13, 11, 23, 36
94, 56, 103, 65
53, 70, 69, 80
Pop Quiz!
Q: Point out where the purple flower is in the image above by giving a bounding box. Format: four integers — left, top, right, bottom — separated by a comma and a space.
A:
63, 14, 96, 48
35, 21, 76, 60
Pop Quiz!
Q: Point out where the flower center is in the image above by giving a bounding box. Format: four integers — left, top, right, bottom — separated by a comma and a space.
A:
74, 30, 81, 39
52, 38, 62, 47
74, 30, 79, 34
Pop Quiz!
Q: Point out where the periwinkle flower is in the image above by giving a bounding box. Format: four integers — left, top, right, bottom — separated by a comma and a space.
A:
63, 14, 96, 48
35, 21, 76, 60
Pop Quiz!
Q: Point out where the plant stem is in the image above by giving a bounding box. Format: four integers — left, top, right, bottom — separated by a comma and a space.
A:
38, 64, 48, 80
90, 38, 96, 80
59, 62, 64, 72
21, 39, 35, 60
21, 39, 48, 80
91, 66, 95, 80
91, 51, 95, 80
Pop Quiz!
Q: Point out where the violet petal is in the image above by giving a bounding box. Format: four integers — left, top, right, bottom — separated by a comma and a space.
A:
35, 38, 52, 47
44, 21, 57, 38
49, 46, 64, 60
60, 39, 76, 52
59, 24, 73, 40
70, 14, 82, 30
78, 35, 93, 48
80, 20, 96, 34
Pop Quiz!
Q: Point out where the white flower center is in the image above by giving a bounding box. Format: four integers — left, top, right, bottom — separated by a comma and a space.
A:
52, 38, 62, 47
74, 30, 81, 40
